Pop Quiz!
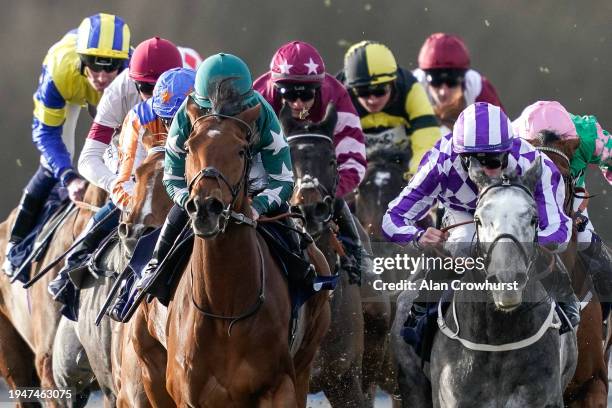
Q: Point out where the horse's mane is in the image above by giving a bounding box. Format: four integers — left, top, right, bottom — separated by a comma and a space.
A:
206, 76, 245, 117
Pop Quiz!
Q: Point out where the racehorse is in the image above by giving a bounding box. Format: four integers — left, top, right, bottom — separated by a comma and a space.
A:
426, 157, 577, 406
131, 86, 330, 407
51, 138, 172, 407
0, 182, 106, 407
528, 131, 612, 407
281, 102, 368, 406
354, 146, 412, 405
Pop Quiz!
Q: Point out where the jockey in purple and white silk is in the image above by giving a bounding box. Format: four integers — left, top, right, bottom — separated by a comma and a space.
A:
382, 102, 572, 252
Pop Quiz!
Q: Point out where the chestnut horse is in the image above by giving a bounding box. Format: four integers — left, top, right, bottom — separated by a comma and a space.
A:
130, 92, 330, 406
529, 132, 612, 407
0, 183, 106, 407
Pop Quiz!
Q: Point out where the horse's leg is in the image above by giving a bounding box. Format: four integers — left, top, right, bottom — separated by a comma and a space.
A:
52, 318, 92, 408
257, 374, 298, 408
131, 306, 174, 407
565, 302, 608, 407
0, 311, 41, 408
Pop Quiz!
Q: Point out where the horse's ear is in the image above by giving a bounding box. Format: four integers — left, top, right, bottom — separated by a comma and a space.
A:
520, 156, 543, 193
279, 102, 296, 134
319, 102, 338, 137
237, 103, 261, 126
467, 156, 492, 190
185, 96, 201, 125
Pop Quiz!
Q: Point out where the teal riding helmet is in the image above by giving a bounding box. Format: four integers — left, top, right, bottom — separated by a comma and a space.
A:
193, 53, 256, 109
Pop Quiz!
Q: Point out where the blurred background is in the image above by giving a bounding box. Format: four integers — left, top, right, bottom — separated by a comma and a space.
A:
0, 0, 609, 239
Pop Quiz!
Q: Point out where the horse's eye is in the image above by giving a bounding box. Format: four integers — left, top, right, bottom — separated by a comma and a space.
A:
474, 216, 481, 226
238, 149, 246, 157
531, 216, 538, 226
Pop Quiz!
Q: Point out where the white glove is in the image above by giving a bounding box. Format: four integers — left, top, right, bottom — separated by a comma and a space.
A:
251, 207, 260, 221
67, 178, 88, 202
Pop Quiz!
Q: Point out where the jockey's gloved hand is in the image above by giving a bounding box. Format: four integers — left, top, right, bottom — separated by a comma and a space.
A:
67, 177, 88, 203
417, 227, 449, 248
251, 207, 260, 221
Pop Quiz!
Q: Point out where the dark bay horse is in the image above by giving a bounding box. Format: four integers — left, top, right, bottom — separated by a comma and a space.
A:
0, 183, 106, 407
529, 132, 612, 407
354, 147, 411, 405
281, 103, 368, 406
131, 91, 329, 407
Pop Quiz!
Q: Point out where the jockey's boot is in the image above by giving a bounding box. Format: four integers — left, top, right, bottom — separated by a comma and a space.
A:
135, 213, 184, 292
333, 198, 365, 285
3, 192, 45, 276
48, 217, 102, 300
580, 234, 612, 300
545, 253, 581, 334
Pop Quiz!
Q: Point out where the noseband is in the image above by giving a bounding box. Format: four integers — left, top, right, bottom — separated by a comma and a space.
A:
187, 113, 257, 230
288, 133, 338, 235
475, 177, 540, 273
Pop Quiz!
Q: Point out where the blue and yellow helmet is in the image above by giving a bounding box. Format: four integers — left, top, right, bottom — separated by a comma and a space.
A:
152, 68, 196, 119
76, 13, 130, 60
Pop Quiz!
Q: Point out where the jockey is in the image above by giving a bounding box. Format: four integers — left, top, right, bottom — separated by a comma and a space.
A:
384, 102, 580, 332
253, 40, 368, 284
340, 41, 441, 176
47, 37, 183, 305
513, 101, 612, 299
3, 13, 130, 276
413, 33, 504, 134
130, 53, 295, 297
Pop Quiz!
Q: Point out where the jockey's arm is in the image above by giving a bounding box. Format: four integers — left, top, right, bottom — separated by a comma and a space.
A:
78, 71, 135, 192
534, 154, 572, 252
382, 154, 441, 244
333, 86, 367, 197
404, 81, 441, 175
163, 104, 191, 208
111, 111, 142, 211
251, 107, 294, 216
32, 65, 75, 185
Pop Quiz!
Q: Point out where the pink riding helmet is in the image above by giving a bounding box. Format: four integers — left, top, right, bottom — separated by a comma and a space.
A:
512, 101, 578, 141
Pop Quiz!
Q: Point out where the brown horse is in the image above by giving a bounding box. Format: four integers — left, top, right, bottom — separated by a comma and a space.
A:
130, 95, 329, 407
0, 182, 106, 407
281, 102, 368, 406
112, 145, 173, 408
529, 132, 612, 407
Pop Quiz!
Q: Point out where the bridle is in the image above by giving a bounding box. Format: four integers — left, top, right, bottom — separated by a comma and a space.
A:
474, 177, 546, 278
186, 112, 265, 334
187, 113, 257, 231
287, 133, 338, 239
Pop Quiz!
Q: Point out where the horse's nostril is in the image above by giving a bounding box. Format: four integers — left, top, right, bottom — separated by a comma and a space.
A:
118, 223, 131, 239
204, 197, 224, 216
185, 197, 198, 215
313, 201, 330, 221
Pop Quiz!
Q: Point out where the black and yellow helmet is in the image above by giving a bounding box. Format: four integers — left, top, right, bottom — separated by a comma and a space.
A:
344, 41, 398, 88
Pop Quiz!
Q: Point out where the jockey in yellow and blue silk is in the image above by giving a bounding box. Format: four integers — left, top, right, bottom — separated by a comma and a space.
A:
3, 14, 130, 277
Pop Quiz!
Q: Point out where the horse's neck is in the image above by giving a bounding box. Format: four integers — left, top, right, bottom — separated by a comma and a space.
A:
453, 287, 550, 344
315, 228, 338, 269
193, 225, 262, 308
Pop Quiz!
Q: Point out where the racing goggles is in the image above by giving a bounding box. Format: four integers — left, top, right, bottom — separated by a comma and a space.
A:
80, 55, 124, 73
460, 152, 509, 169
425, 69, 465, 88
276, 84, 318, 102
352, 84, 391, 98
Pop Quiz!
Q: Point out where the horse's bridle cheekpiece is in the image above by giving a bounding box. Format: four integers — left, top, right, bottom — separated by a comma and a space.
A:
188, 113, 257, 231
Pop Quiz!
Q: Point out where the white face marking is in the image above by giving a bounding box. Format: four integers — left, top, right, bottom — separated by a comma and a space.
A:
373, 171, 391, 187
207, 129, 221, 138
297, 143, 315, 151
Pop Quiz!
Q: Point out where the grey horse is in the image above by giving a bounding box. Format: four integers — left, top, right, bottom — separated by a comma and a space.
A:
393, 157, 577, 407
